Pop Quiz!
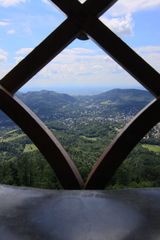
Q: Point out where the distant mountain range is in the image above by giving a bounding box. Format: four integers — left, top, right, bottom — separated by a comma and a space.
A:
0, 89, 154, 127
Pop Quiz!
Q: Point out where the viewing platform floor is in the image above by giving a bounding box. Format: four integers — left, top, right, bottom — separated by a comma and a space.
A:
0, 185, 160, 240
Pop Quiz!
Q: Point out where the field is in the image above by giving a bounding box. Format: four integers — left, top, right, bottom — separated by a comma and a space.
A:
142, 144, 160, 153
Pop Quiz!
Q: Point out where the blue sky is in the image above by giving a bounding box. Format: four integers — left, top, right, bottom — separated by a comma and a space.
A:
0, 0, 160, 93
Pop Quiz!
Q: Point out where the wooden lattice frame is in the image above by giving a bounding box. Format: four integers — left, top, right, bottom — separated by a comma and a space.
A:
0, 0, 160, 189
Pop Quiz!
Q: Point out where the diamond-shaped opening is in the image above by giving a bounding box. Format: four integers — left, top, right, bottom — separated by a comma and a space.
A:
0, 111, 61, 189
0, 0, 66, 79
100, 0, 160, 73
19, 39, 154, 180
107, 123, 160, 189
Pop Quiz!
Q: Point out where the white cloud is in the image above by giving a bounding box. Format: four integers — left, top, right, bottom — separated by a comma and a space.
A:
135, 46, 160, 73
41, 0, 66, 15
109, 0, 160, 16
102, 0, 160, 38
41, 0, 54, 6
7, 29, 16, 34
0, 49, 8, 62
23, 45, 159, 90
0, 0, 26, 7
16, 47, 33, 55
24, 47, 133, 89
41, 0, 50, 4
100, 14, 134, 36
136, 46, 160, 54
15, 47, 33, 62
0, 19, 10, 26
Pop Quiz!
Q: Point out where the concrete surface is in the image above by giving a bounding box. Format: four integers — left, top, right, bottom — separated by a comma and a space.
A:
0, 185, 160, 240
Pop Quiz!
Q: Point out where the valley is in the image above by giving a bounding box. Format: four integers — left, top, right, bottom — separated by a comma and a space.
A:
0, 89, 159, 189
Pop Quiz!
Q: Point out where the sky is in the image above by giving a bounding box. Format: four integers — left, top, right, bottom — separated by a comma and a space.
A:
0, 0, 160, 94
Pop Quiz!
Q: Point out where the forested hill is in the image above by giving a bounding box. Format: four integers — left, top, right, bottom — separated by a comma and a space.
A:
88, 88, 153, 115
92, 89, 153, 104
0, 89, 153, 127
